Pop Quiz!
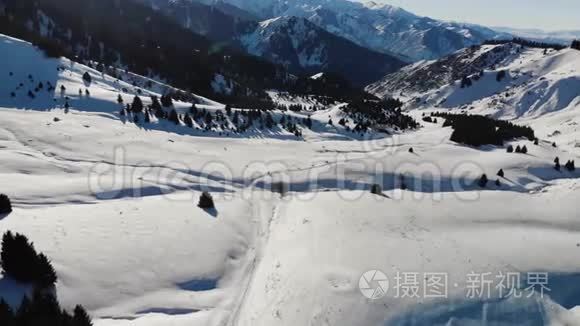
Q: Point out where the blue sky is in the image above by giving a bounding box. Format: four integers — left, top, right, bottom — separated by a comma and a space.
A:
380, 0, 579, 31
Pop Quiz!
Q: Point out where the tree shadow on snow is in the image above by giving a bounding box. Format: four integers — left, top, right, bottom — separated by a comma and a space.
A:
178, 278, 218, 292
201, 207, 218, 218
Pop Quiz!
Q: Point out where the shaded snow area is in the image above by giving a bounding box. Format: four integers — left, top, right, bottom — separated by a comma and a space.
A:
2, 35, 580, 326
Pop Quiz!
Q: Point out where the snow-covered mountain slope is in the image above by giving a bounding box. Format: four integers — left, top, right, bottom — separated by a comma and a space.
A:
195, 0, 509, 61
367, 42, 528, 100
3, 34, 580, 326
239, 16, 405, 86
368, 43, 580, 119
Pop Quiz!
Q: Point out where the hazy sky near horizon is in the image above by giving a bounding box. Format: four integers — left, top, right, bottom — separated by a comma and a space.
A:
379, 0, 579, 31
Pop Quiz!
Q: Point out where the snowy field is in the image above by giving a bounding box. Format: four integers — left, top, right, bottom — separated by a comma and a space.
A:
1, 34, 580, 325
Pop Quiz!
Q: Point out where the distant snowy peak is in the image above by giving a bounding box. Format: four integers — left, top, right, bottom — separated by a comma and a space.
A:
199, 0, 508, 61
239, 15, 405, 86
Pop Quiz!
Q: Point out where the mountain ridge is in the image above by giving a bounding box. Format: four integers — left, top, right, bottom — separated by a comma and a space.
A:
193, 0, 509, 61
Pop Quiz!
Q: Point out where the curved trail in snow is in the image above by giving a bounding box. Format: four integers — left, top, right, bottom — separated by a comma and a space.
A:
224, 180, 282, 326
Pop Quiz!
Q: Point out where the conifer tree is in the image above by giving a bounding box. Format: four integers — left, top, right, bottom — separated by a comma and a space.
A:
1, 231, 57, 287
478, 174, 489, 188
184, 114, 193, 128
370, 184, 382, 195
82, 72, 92, 84
73, 305, 93, 326
36, 253, 57, 287
0, 194, 12, 214
130, 96, 143, 113
198, 192, 214, 209
168, 109, 180, 125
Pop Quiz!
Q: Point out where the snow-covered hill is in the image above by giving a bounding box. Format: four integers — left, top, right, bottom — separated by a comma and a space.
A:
368, 43, 580, 119
195, 0, 509, 61
2, 33, 580, 326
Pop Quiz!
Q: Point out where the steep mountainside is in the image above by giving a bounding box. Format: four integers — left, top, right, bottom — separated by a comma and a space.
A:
0, 0, 289, 99
239, 16, 405, 87
195, 0, 508, 61
367, 43, 524, 98
134, 0, 256, 43
132, 0, 405, 87
368, 42, 580, 120
1, 0, 387, 103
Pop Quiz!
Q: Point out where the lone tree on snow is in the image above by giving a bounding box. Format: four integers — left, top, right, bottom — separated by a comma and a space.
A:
198, 192, 215, 209
408, 147, 414, 154
370, 184, 382, 195
82, 72, 92, 85
478, 174, 489, 188
497, 169, 505, 178
0, 194, 12, 214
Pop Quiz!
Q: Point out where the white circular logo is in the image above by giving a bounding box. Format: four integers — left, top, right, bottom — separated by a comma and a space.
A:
359, 270, 389, 300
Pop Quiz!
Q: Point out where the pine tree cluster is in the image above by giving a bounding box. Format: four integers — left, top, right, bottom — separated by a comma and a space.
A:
433, 113, 535, 147
1, 232, 57, 287
0, 291, 92, 326
342, 98, 419, 132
